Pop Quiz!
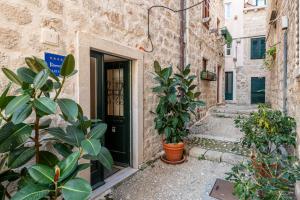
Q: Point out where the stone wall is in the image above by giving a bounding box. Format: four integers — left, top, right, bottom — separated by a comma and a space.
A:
0, 0, 224, 163
187, 0, 225, 111
235, 7, 268, 105
266, 0, 300, 157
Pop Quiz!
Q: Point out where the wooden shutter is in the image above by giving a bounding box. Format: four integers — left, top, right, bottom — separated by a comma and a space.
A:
251, 37, 266, 59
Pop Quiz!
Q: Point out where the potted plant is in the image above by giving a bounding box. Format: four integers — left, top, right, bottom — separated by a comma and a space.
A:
226, 105, 299, 199
0, 55, 113, 200
263, 46, 277, 70
152, 61, 205, 163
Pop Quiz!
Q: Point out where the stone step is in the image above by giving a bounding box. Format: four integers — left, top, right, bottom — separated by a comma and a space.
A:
189, 147, 247, 165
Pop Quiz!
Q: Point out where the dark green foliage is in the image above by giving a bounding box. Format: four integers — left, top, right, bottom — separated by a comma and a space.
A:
235, 105, 296, 154
227, 105, 299, 199
152, 61, 205, 143
0, 54, 113, 200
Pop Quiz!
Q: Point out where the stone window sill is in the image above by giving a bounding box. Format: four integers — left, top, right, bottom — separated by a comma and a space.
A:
243, 5, 267, 13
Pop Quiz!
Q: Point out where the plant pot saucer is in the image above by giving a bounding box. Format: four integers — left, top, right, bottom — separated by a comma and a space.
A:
160, 154, 187, 165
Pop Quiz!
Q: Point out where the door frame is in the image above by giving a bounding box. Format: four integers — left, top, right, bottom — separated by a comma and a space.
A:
225, 71, 234, 101
76, 32, 144, 183
251, 77, 266, 104
217, 65, 222, 104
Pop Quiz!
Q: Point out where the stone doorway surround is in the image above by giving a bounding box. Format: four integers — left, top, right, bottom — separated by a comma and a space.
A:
74, 32, 144, 188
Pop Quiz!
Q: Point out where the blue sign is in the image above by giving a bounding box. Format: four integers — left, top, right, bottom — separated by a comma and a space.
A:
45, 52, 65, 76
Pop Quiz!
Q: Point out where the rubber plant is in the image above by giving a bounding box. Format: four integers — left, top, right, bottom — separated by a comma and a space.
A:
152, 61, 205, 162
0, 54, 113, 200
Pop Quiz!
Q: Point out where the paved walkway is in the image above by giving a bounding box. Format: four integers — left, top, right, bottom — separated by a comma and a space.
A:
111, 159, 232, 200
105, 104, 256, 200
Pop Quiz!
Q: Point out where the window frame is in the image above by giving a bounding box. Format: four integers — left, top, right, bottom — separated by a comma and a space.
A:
226, 43, 232, 56
203, 58, 208, 71
225, 2, 232, 19
256, 0, 266, 6
250, 37, 266, 60
202, 0, 210, 29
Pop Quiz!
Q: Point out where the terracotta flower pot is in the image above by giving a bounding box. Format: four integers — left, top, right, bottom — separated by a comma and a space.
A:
163, 141, 184, 162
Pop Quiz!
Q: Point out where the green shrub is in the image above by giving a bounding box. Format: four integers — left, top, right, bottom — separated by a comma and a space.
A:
227, 105, 299, 199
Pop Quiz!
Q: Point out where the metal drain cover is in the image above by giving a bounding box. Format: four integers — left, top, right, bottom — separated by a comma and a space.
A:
209, 179, 238, 200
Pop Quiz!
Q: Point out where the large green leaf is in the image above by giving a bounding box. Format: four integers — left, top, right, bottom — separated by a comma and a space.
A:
97, 147, 113, 170
40, 79, 53, 92
57, 99, 78, 121
0, 83, 11, 102
12, 103, 32, 124
60, 54, 75, 77
88, 123, 107, 139
5, 94, 30, 116
0, 96, 14, 110
66, 126, 85, 147
8, 147, 35, 169
11, 185, 51, 200
33, 57, 59, 82
168, 94, 177, 104
61, 178, 91, 200
25, 57, 43, 73
48, 128, 75, 145
33, 97, 57, 115
17, 67, 36, 84
2, 68, 22, 86
58, 152, 80, 181
81, 139, 101, 156
28, 164, 54, 184
39, 151, 59, 167
33, 69, 49, 89
154, 61, 161, 74
53, 143, 73, 158
0, 123, 32, 153
0, 83, 12, 109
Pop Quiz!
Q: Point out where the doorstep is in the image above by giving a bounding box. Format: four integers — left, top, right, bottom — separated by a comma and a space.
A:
91, 167, 138, 200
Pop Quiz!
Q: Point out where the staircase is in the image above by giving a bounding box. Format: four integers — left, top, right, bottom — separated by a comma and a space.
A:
188, 104, 258, 165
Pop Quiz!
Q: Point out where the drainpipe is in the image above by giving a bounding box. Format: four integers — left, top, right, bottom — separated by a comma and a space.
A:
179, 0, 186, 70
282, 16, 288, 114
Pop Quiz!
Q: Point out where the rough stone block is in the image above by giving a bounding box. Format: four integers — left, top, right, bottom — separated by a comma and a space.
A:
48, 0, 63, 14
0, 3, 32, 25
204, 150, 222, 162
189, 147, 207, 159
0, 28, 20, 49
221, 153, 244, 165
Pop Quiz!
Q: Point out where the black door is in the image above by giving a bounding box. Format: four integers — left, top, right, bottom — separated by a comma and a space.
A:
89, 51, 131, 189
104, 62, 130, 166
225, 72, 233, 100
251, 77, 265, 104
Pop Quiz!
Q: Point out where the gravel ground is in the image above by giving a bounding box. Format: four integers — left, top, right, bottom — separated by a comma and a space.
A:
111, 158, 232, 200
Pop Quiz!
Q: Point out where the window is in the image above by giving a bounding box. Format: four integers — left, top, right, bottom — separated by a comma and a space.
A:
226, 43, 232, 56
225, 2, 232, 19
251, 37, 266, 59
203, 58, 208, 70
202, 0, 210, 28
256, 0, 266, 6
203, 0, 210, 18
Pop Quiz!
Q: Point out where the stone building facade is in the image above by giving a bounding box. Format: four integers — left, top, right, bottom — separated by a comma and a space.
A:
224, 0, 268, 105
265, 0, 300, 156
0, 0, 224, 194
